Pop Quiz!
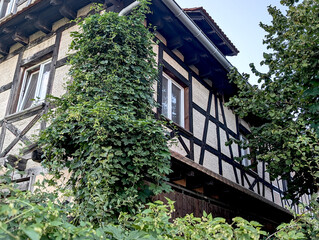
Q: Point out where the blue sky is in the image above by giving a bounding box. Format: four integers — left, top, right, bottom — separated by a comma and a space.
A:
174, 0, 286, 85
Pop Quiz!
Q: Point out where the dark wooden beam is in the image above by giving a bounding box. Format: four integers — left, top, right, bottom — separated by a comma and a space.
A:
25, 14, 52, 34
49, 0, 63, 6
185, 52, 200, 65
0, 44, 9, 56
59, 4, 77, 20
12, 31, 29, 46
0, 82, 12, 93
167, 36, 184, 50
2, 27, 14, 34
199, 68, 212, 78
35, 20, 52, 34
163, 16, 174, 23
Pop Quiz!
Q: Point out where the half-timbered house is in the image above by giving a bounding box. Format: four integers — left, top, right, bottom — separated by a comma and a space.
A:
0, 0, 308, 231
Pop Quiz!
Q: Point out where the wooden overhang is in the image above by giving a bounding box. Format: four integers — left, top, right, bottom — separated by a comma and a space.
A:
147, 0, 238, 97
184, 7, 239, 57
0, 0, 106, 56
169, 150, 293, 227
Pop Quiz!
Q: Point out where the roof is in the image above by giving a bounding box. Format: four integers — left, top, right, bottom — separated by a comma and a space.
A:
184, 7, 239, 56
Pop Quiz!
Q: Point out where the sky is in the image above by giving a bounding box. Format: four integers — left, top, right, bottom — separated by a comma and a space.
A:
174, 0, 286, 85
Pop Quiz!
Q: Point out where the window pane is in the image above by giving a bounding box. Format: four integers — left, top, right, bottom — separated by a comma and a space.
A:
38, 62, 51, 100
172, 83, 181, 125
20, 72, 39, 110
0, 1, 9, 18
162, 76, 168, 118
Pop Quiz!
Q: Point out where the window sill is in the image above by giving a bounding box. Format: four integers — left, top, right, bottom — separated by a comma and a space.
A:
161, 115, 193, 138
2, 103, 45, 123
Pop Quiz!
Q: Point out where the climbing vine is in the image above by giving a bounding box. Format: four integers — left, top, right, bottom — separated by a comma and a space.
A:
0, 1, 319, 239
38, 1, 171, 224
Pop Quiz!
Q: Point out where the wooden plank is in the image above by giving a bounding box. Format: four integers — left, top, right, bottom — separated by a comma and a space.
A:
6, 122, 32, 144
0, 113, 42, 157
0, 82, 12, 93
41, 31, 62, 130
20, 45, 55, 66
5, 52, 23, 115
199, 92, 213, 165
219, 98, 239, 184
170, 150, 291, 214
0, 123, 7, 153
5, 103, 45, 124
157, 43, 164, 118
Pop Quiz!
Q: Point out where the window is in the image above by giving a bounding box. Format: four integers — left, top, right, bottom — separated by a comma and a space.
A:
16, 60, 51, 112
0, 0, 17, 19
162, 73, 184, 127
240, 134, 251, 167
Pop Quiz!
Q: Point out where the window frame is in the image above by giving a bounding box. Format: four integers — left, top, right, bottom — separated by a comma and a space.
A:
240, 133, 251, 167
0, 0, 17, 19
16, 59, 52, 112
162, 72, 185, 128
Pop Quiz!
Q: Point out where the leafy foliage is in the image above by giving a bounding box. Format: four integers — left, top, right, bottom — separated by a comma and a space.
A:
37, 2, 171, 224
226, 0, 319, 201
1, 1, 319, 239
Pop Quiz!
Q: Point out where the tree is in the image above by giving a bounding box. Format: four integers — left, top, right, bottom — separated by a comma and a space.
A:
1, 1, 319, 239
226, 0, 319, 201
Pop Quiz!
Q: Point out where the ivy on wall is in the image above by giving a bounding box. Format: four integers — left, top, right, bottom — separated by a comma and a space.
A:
38, 1, 171, 224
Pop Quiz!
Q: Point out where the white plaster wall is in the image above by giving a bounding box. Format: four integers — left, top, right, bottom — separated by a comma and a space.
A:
0, 91, 10, 119
217, 98, 224, 124
223, 105, 237, 133
23, 37, 56, 60
193, 143, 201, 164
155, 31, 167, 45
222, 161, 240, 183
264, 187, 273, 202
274, 191, 282, 205
172, 49, 184, 62
189, 65, 199, 75
210, 93, 216, 118
192, 77, 209, 111
163, 51, 188, 80
29, 31, 46, 43
231, 141, 239, 158
10, 43, 23, 53
220, 129, 230, 158
240, 119, 250, 131
203, 150, 219, 174
169, 136, 189, 157
1, 130, 16, 154
51, 65, 71, 97
77, 3, 94, 18
0, 55, 18, 86
58, 25, 80, 60
52, 18, 70, 32
206, 121, 217, 149
193, 109, 205, 141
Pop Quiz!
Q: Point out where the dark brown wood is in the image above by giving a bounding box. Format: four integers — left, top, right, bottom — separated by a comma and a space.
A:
41, 31, 62, 130
21, 45, 55, 66
0, 82, 12, 93
49, 0, 63, 5
0, 113, 42, 157
0, 122, 7, 153
59, 4, 77, 20
35, 20, 52, 34
0, 44, 9, 56
12, 32, 29, 46
5, 52, 23, 115
5, 104, 45, 124
6, 122, 32, 145
2, 27, 14, 34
